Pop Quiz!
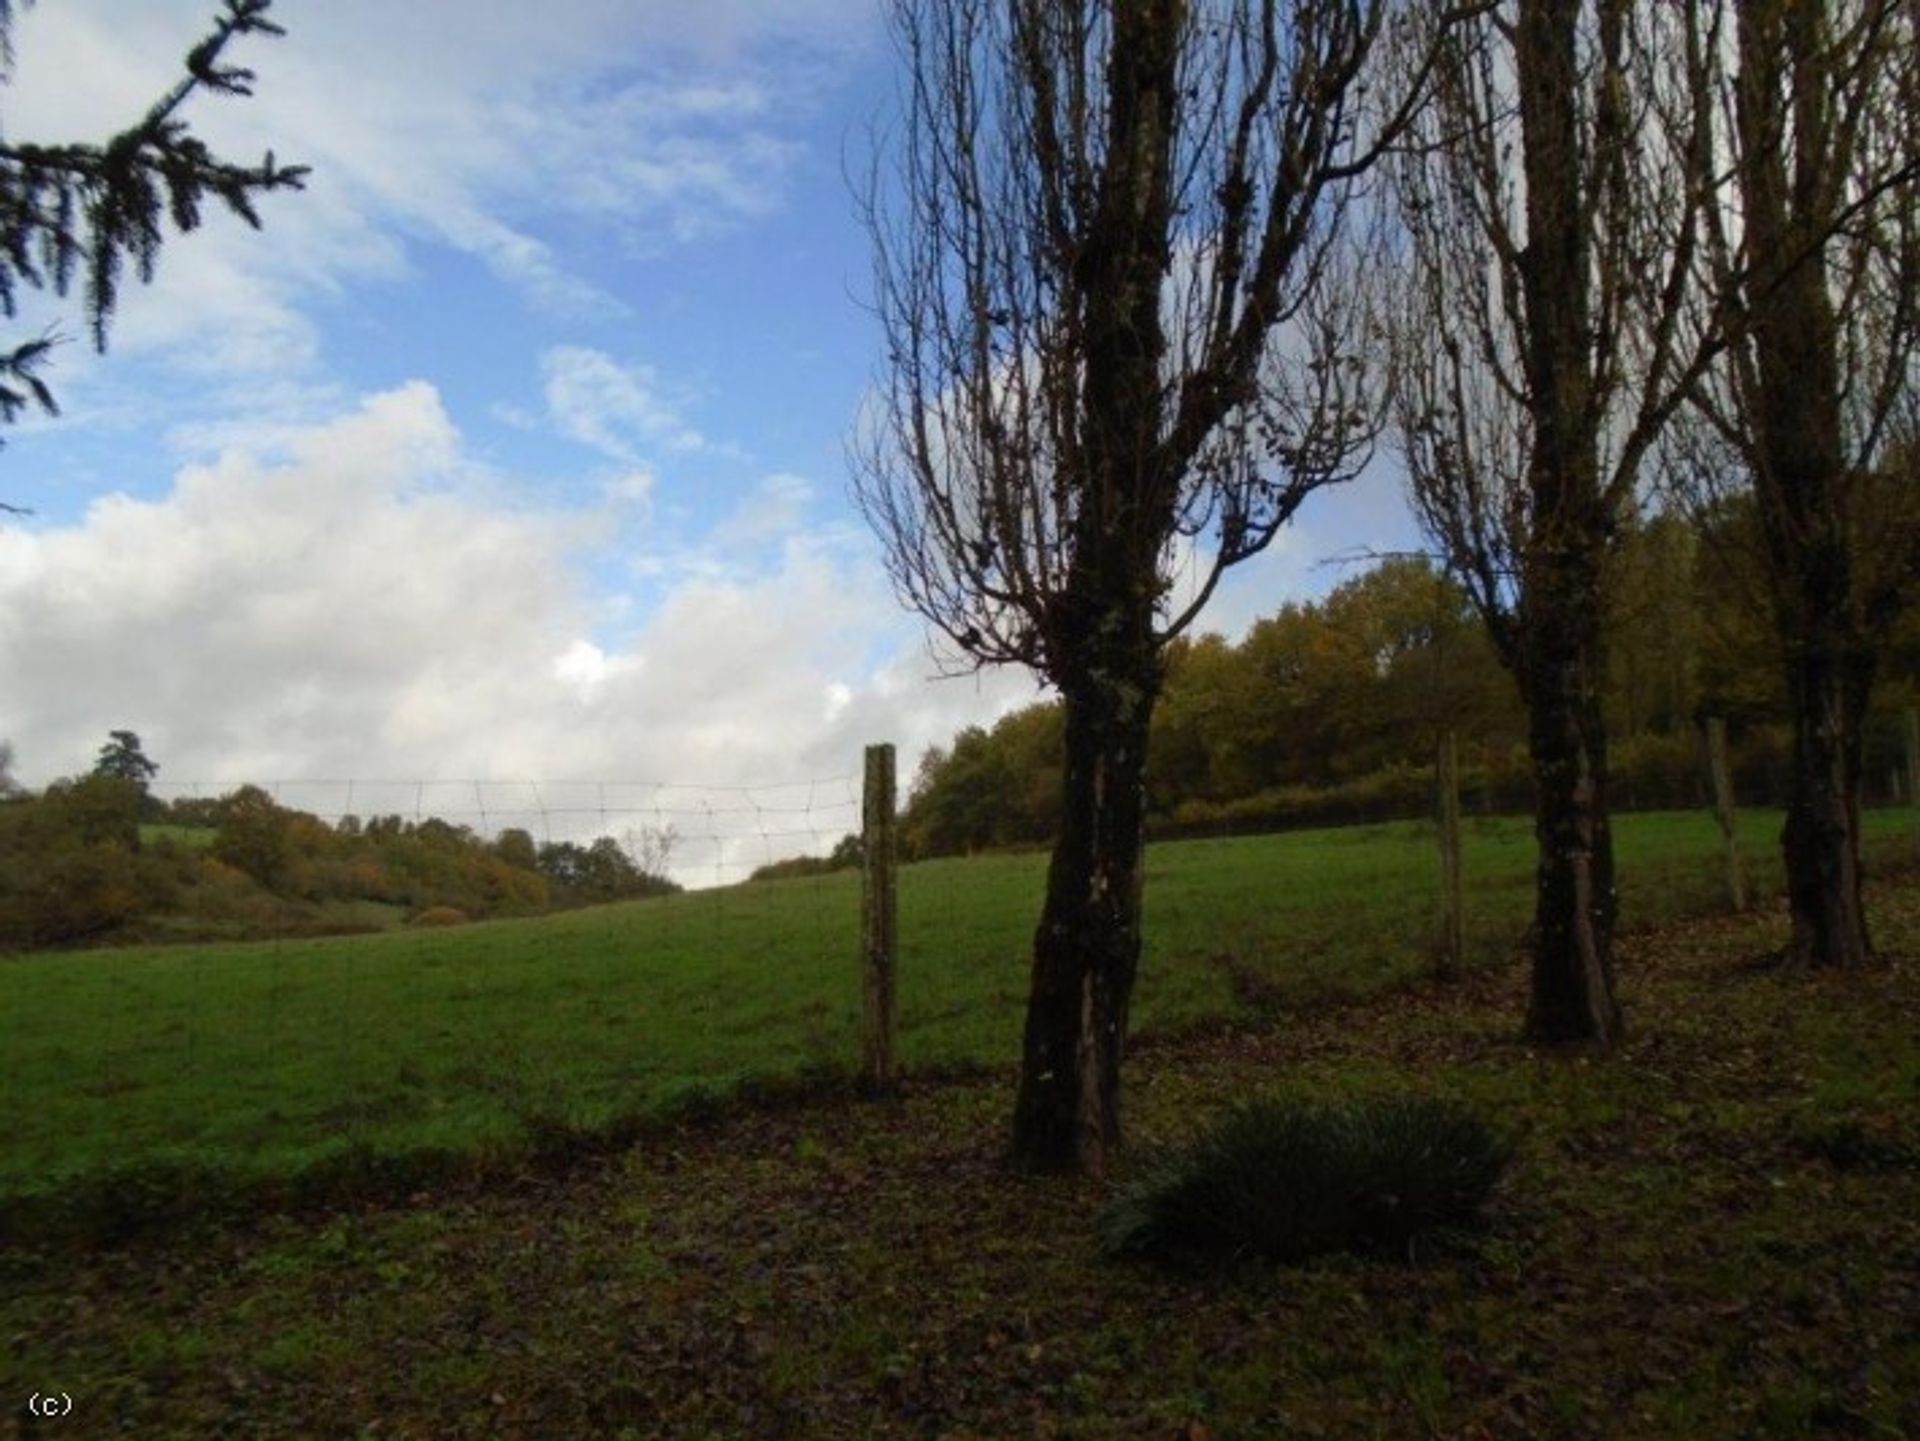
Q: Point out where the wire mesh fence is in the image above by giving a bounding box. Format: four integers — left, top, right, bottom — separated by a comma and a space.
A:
4, 740, 1919, 1242
0, 762, 894, 1236
146, 773, 866, 890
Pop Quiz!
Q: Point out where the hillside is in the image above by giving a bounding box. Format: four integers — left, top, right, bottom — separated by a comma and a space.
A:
4, 808, 1914, 1241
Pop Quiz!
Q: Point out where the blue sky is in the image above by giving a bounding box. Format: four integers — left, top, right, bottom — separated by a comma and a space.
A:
0, 0, 1421, 875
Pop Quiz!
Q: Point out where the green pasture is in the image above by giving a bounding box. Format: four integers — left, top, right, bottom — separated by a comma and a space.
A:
2, 808, 1912, 1232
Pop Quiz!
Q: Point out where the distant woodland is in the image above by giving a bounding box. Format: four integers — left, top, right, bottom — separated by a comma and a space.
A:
898, 508, 1920, 861
0, 741, 678, 950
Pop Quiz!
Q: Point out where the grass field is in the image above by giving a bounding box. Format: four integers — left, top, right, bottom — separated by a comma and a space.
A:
5, 872, 1916, 1438
137, 824, 219, 849
3, 807, 1914, 1237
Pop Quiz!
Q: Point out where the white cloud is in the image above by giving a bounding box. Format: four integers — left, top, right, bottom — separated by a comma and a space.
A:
0, 384, 1035, 881
601, 469, 658, 509
542, 346, 705, 460
552, 639, 640, 702
432, 208, 615, 318
711, 472, 814, 549
494, 73, 800, 247
0, 0, 875, 385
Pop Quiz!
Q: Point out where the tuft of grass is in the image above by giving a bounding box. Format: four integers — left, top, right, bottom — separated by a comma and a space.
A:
408, 905, 470, 927
1794, 1117, 1915, 1174
1100, 1094, 1509, 1265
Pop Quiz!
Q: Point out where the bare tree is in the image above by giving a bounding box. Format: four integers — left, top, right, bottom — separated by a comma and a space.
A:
856, 0, 1464, 1173
1665, 0, 1919, 969
622, 822, 680, 886
1385, 0, 1722, 1048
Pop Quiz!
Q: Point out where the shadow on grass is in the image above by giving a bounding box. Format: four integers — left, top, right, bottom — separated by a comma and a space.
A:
0, 1062, 889, 1249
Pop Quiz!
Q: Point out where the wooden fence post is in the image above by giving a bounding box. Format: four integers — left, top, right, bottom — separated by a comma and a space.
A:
1906, 707, 1919, 866
1436, 728, 1464, 980
1705, 716, 1746, 912
861, 743, 899, 1093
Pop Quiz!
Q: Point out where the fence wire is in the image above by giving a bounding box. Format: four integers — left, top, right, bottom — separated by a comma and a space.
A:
145, 773, 864, 889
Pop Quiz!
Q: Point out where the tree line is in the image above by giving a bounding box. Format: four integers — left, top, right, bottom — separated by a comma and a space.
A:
900, 510, 1920, 861
856, 0, 1919, 1172
0, 733, 679, 950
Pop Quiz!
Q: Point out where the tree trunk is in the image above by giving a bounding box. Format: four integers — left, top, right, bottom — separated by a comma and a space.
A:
1736, 1, 1874, 971
1760, 377, 1875, 969
1705, 716, 1746, 912
1436, 728, 1465, 981
1521, 590, 1624, 1048
1779, 637, 1872, 968
1009, 662, 1156, 1176
1905, 707, 1920, 865
1511, 0, 1623, 1050
1006, 2, 1177, 1176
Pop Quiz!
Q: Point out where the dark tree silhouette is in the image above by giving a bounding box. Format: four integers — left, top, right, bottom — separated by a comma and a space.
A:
92, 729, 158, 786
857, 0, 1475, 1173
1383, 0, 1730, 1049
0, 0, 305, 509
1664, 0, 1919, 970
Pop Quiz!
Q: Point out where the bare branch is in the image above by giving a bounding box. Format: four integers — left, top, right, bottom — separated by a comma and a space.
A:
855, 1, 1456, 684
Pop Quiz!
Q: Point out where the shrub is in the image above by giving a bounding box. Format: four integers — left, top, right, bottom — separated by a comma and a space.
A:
158, 857, 296, 938
0, 845, 145, 947
1100, 1095, 1509, 1265
1795, 1118, 1914, 1174
212, 785, 295, 888
1609, 730, 1708, 811
410, 905, 469, 927
748, 837, 864, 883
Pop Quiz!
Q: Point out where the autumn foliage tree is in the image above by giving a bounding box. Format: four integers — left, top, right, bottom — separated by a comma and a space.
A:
857, 0, 1468, 1172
